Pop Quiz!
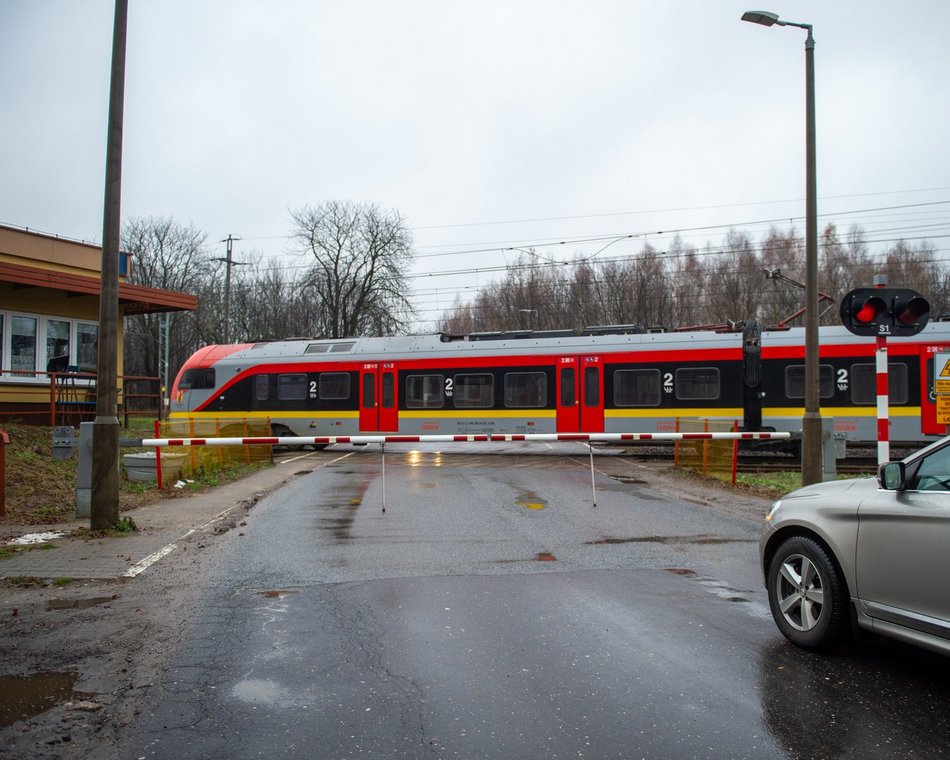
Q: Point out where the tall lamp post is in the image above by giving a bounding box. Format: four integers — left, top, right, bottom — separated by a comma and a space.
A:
742, 10, 822, 485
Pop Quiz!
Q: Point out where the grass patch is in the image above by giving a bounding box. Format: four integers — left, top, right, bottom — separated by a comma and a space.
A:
736, 471, 805, 497
105, 516, 137, 536
52, 577, 72, 587
0, 546, 15, 561
8, 575, 46, 587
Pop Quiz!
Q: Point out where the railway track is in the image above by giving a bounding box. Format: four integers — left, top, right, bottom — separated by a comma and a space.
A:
624, 446, 890, 476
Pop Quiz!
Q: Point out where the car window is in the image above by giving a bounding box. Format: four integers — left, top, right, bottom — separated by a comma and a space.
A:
908, 444, 950, 491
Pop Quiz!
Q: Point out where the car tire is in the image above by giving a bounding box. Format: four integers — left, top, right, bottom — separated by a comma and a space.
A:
766, 536, 850, 651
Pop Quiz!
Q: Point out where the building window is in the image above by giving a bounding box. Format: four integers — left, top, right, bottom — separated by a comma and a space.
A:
0, 312, 99, 383
46, 319, 71, 373
76, 323, 98, 373
11, 315, 37, 375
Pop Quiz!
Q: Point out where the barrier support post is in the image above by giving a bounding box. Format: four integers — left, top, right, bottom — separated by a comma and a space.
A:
0, 428, 9, 516
380, 443, 387, 513
154, 419, 163, 489
589, 444, 597, 507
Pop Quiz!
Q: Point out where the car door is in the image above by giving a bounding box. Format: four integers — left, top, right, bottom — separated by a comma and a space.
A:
856, 443, 950, 639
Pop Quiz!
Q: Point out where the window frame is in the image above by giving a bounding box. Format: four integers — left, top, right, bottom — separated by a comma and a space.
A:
503, 371, 548, 409
613, 368, 662, 407
674, 366, 721, 401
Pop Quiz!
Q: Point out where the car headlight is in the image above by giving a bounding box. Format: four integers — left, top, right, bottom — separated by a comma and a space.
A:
765, 500, 782, 523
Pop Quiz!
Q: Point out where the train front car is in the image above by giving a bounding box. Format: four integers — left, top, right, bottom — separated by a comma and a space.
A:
168, 343, 257, 434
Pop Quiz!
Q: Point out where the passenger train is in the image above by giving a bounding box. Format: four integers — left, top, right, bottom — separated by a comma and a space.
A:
169, 322, 950, 448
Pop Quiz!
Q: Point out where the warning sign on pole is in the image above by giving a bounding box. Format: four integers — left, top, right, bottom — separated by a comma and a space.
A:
937, 397, 950, 425
935, 351, 950, 395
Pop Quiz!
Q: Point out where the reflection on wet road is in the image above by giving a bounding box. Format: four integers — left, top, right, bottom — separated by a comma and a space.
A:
125, 444, 950, 759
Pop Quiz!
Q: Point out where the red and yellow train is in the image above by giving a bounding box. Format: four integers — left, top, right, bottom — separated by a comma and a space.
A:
169, 322, 950, 448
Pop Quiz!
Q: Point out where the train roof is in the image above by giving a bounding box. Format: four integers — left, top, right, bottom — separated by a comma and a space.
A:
199, 321, 950, 365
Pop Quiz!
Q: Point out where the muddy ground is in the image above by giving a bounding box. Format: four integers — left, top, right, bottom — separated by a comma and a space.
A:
0, 457, 773, 759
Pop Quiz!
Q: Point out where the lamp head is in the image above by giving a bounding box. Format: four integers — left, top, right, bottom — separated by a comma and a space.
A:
741, 10, 781, 26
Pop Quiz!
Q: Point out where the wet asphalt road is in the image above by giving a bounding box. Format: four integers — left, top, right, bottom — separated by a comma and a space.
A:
124, 444, 950, 759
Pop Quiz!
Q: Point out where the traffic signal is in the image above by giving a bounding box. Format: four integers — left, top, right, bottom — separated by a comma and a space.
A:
840, 288, 930, 336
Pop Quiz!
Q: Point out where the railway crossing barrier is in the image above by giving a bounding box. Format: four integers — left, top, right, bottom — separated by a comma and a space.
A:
140, 432, 792, 513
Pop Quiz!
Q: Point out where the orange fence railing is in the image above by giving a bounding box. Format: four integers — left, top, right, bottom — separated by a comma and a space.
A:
0, 369, 161, 428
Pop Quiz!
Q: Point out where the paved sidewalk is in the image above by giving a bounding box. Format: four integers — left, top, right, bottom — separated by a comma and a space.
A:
0, 462, 300, 581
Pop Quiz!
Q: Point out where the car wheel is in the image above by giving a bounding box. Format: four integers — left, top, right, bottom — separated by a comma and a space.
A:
766, 536, 850, 651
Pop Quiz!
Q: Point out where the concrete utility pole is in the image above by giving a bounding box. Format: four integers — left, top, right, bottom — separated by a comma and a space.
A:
215, 234, 243, 344
91, 0, 128, 530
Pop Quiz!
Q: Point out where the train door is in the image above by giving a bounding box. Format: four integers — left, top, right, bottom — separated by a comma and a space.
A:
556, 355, 604, 432
359, 362, 399, 432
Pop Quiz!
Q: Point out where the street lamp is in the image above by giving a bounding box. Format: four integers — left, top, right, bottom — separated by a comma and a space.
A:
742, 9, 822, 486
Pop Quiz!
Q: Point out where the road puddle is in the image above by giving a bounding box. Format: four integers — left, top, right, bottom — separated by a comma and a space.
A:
47, 595, 119, 611
516, 492, 546, 510
0, 672, 79, 727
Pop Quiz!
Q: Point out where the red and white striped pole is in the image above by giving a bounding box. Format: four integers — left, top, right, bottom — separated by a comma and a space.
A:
876, 332, 889, 465
874, 275, 890, 465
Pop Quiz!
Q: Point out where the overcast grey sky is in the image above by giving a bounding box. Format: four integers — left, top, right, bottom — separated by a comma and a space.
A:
3, 1, 949, 328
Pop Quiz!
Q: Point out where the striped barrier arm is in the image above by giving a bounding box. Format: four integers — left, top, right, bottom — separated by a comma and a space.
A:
141, 431, 792, 447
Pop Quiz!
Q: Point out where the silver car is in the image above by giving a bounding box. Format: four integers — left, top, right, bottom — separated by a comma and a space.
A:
760, 436, 950, 655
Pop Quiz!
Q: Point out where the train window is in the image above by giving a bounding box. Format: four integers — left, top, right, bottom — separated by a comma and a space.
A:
179, 368, 216, 390
330, 342, 356, 353
277, 373, 308, 401
614, 369, 661, 407
382, 373, 395, 408
784, 364, 835, 399
560, 367, 576, 406
305, 343, 330, 354
255, 374, 269, 401
362, 374, 375, 407
406, 374, 444, 408
675, 367, 720, 401
584, 367, 600, 407
454, 373, 494, 408
504, 372, 547, 408
319, 372, 351, 400
850, 363, 909, 405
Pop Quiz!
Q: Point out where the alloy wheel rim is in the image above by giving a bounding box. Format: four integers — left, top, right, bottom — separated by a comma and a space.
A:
775, 553, 825, 632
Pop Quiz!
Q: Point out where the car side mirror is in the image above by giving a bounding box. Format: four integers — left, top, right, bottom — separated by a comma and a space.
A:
879, 461, 906, 491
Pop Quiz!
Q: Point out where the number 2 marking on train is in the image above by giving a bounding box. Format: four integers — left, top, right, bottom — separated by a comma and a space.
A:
445, 378, 454, 397
663, 372, 673, 393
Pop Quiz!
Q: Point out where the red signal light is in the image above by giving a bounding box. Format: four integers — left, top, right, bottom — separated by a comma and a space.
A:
854, 296, 886, 324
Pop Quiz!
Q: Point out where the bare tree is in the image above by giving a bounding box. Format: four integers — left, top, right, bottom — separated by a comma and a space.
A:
291, 201, 413, 338
121, 217, 212, 380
